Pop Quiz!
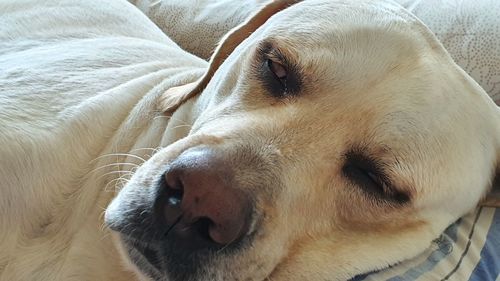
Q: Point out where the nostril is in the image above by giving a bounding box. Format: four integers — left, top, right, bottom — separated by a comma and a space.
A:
192, 217, 216, 243
164, 171, 184, 207
160, 173, 184, 227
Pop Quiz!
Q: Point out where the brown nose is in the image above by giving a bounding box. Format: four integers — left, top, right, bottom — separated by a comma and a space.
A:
158, 147, 252, 252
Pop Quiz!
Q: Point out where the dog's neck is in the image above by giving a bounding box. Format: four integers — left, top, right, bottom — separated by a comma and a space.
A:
160, 95, 203, 146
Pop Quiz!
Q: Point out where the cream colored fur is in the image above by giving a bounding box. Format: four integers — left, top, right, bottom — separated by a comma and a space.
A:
0, 0, 206, 279
1, 0, 500, 281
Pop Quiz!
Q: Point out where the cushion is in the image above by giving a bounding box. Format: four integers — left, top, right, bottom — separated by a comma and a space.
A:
394, 0, 500, 103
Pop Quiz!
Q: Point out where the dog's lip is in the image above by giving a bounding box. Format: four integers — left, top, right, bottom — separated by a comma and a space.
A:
121, 236, 164, 276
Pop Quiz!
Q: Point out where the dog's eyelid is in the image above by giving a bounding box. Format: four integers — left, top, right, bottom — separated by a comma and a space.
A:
256, 39, 279, 56
256, 39, 298, 71
268, 48, 289, 64
342, 151, 410, 204
258, 43, 290, 66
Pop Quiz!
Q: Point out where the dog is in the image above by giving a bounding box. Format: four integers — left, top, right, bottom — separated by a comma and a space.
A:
1, 0, 499, 280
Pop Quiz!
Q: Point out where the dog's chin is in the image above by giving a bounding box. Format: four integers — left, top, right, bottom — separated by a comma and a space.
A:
122, 238, 166, 281
120, 235, 217, 281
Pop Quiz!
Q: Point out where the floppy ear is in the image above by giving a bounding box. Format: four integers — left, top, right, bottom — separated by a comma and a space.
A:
159, 0, 301, 113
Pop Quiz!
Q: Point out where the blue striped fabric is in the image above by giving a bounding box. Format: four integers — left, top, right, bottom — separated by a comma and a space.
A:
352, 207, 500, 281
469, 209, 500, 281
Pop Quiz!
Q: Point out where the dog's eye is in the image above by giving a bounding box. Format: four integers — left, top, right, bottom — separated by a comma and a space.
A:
343, 164, 387, 197
267, 58, 288, 88
255, 42, 301, 98
263, 57, 302, 98
342, 152, 409, 204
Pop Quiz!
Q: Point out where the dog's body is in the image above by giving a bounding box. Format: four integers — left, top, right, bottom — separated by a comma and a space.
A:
0, 0, 206, 279
1, 0, 499, 281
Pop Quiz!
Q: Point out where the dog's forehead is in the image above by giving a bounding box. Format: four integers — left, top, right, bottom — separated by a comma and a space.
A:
268, 0, 417, 37
257, 0, 441, 93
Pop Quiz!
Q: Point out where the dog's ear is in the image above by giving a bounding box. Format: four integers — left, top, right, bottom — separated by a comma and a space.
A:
159, 0, 301, 113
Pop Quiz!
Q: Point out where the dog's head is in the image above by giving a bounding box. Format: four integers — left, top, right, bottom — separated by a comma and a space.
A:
105, 0, 500, 280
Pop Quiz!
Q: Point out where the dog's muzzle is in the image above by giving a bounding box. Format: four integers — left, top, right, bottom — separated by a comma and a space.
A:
105, 146, 255, 278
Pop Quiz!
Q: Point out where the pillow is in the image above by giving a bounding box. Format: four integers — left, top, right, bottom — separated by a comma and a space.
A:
394, 0, 500, 103
130, 0, 263, 59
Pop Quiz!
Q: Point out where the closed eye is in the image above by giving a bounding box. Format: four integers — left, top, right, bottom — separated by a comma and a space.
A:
342, 151, 409, 204
343, 162, 388, 197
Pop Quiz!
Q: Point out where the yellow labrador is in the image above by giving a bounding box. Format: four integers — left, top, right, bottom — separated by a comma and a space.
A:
1, 0, 499, 281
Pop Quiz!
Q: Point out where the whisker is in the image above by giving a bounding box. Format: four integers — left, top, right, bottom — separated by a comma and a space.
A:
129, 147, 160, 153
91, 153, 147, 164
216, 235, 239, 254
88, 162, 139, 175
99, 232, 112, 241
113, 178, 129, 192
97, 170, 134, 181
98, 211, 109, 232
164, 214, 184, 238
104, 177, 130, 192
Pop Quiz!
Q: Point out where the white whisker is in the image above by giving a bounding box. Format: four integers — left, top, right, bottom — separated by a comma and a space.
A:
97, 170, 134, 181
130, 147, 160, 153
92, 153, 147, 164
104, 177, 130, 192
88, 162, 139, 175
216, 235, 239, 254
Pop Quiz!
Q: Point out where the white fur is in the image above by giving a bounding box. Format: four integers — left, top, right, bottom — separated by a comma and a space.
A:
1, 0, 499, 280
0, 0, 205, 279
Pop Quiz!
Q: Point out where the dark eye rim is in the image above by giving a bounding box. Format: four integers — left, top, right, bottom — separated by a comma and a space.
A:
254, 40, 302, 98
342, 150, 410, 204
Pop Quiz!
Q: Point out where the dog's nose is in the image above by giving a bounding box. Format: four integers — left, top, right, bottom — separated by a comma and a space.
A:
158, 147, 252, 251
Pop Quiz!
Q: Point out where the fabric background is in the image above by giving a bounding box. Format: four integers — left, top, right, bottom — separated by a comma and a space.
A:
396, 0, 500, 104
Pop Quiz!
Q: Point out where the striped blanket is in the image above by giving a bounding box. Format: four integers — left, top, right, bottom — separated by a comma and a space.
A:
352, 207, 500, 280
